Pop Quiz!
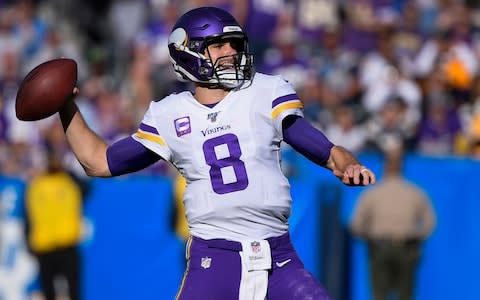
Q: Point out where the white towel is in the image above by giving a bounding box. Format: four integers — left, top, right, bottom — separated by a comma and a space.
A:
238, 240, 272, 300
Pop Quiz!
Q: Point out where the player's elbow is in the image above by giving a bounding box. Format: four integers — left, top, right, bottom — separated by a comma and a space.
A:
78, 152, 112, 178
83, 166, 111, 178
80, 162, 111, 178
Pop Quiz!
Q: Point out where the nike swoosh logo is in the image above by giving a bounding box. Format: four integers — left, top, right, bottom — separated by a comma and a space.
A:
275, 259, 292, 268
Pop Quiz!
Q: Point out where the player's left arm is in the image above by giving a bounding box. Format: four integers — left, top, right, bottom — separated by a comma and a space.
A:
282, 115, 375, 186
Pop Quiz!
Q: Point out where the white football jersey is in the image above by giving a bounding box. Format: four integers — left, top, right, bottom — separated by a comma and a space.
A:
132, 73, 304, 241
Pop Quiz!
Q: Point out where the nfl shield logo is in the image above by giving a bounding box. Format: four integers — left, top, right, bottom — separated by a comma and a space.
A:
251, 241, 261, 253
201, 256, 212, 269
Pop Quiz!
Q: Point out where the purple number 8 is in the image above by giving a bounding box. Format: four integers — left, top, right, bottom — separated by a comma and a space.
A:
202, 133, 249, 194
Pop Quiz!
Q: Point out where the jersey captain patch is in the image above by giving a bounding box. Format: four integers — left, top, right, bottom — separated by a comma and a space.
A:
174, 116, 192, 137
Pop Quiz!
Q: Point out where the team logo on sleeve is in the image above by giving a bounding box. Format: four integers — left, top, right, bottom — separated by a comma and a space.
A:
174, 116, 191, 137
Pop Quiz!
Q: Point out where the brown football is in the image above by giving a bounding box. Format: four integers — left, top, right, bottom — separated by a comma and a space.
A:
15, 58, 77, 121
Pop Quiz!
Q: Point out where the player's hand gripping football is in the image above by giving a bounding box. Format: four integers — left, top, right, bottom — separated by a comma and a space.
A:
60, 87, 79, 107
71, 87, 79, 98
333, 164, 376, 186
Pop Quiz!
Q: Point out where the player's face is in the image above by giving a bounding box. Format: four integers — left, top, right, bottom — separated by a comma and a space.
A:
206, 39, 238, 69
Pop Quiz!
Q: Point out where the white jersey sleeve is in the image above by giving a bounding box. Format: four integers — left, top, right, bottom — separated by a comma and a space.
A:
270, 76, 304, 136
131, 97, 174, 162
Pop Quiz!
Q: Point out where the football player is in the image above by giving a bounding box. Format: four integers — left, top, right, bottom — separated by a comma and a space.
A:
58, 7, 376, 300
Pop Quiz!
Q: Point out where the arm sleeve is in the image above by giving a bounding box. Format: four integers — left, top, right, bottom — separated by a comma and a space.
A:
106, 136, 162, 176
282, 115, 334, 166
271, 76, 304, 135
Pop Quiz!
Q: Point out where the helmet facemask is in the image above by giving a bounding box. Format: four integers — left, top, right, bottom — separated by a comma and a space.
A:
203, 35, 254, 89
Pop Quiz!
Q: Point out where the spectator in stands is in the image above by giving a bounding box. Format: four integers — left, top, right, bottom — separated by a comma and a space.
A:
242, 0, 286, 61
358, 26, 421, 125
416, 92, 463, 156
13, 0, 49, 75
364, 95, 416, 153
25, 148, 84, 300
350, 143, 436, 300
342, 0, 387, 54
325, 105, 366, 153
312, 25, 361, 109
261, 25, 314, 90
414, 25, 478, 102
293, 0, 342, 46
0, 7, 22, 77
309, 26, 363, 129
393, 1, 424, 60
134, 1, 187, 99
120, 41, 155, 122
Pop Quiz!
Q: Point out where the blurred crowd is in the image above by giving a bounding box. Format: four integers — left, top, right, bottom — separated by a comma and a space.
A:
2, 0, 480, 181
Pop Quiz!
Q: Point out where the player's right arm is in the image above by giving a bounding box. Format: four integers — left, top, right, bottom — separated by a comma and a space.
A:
59, 96, 111, 177
59, 90, 161, 177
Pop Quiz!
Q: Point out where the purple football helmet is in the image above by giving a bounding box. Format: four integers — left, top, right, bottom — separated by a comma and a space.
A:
168, 7, 254, 89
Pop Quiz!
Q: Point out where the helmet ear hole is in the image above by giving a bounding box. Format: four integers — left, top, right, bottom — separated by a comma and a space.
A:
199, 67, 209, 75
188, 40, 203, 52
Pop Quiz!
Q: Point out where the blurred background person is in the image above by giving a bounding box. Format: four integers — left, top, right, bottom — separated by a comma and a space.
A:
25, 148, 84, 300
358, 26, 422, 130
242, 0, 286, 61
415, 91, 464, 156
364, 95, 416, 153
260, 25, 315, 91
325, 105, 367, 153
350, 143, 436, 300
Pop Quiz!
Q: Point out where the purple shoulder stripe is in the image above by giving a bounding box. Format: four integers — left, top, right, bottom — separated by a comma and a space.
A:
272, 93, 299, 108
139, 123, 159, 134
